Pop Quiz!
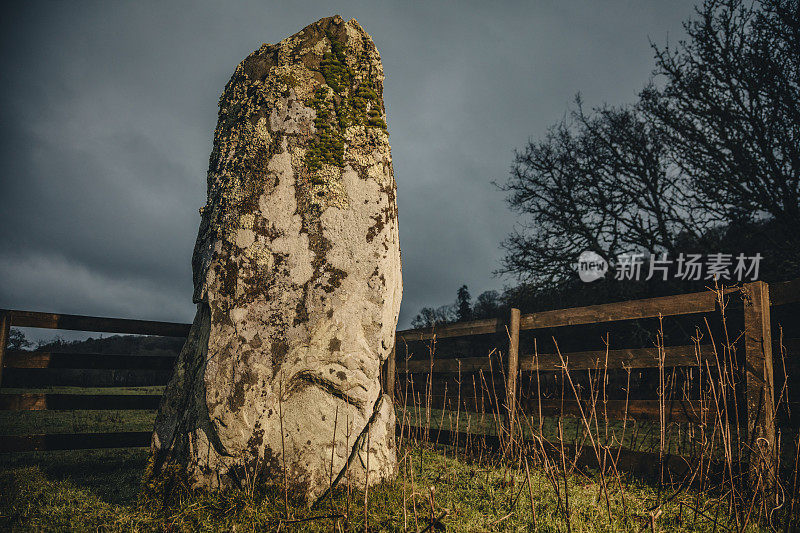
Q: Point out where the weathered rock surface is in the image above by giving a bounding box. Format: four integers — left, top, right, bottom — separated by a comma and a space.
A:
147, 15, 401, 503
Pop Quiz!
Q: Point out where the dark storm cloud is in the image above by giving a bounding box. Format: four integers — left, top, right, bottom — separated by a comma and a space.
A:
0, 1, 696, 334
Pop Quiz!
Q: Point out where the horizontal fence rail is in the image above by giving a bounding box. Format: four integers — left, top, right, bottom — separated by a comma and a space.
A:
0, 393, 162, 411
394, 287, 748, 343
1, 431, 153, 453
399, 344, 716, 374
3, 351, 177, 369
5, 310, 191, 337
1, 350, 177, 388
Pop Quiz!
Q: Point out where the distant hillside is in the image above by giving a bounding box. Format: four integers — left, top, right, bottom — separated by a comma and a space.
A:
35, 334, 184, 356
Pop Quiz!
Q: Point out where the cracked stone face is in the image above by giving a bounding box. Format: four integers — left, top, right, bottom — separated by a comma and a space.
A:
147, 15, 401, 503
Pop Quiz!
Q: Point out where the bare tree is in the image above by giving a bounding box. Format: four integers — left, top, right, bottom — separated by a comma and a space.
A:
8, 328, 32, 351
642, 0, 799, 244
472, 290, 501, 319
499, 100, 701, 285
411, 304, 456, 329
500, 0, 800, 285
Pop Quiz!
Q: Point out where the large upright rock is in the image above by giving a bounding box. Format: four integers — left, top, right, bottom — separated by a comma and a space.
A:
147, 15, 401, 503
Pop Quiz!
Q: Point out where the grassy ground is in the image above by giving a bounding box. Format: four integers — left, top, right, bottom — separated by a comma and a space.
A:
0, 443, 768, 532
397, 406, 713, 457
0, 386, 696, 455
0, 387, 162, 436
0, 388, 792, 531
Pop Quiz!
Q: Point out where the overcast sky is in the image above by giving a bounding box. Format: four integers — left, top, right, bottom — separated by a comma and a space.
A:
0, 1, 698, 338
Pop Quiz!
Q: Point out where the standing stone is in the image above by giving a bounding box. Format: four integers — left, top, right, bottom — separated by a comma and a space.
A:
146, 15, 401, 503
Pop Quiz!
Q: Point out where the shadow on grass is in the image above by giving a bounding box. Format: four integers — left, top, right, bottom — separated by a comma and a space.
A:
0, 448, 149, 506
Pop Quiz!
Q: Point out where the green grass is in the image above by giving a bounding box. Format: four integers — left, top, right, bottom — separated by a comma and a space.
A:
0, 409, 155, 436
397, 406, 724, 458
0, 444, 768, 532
0, 389, 790, 531
0, 387, 162, 436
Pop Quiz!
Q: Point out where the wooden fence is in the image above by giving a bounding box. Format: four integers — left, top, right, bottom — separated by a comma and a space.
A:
391, 280, 800, 479
1, 280, 798, 480
0, 312, 188, 452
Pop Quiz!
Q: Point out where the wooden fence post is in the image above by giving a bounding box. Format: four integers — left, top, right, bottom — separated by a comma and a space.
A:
386, 345, 396, 403
742, 282, 776, 492
0, 311, 10, 388
507, 308, 521, 443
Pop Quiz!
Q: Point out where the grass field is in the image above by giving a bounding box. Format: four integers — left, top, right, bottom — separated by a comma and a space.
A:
0, 443, 771, 532
1, 388, 790, 532
0, 386, 162, 436
2, 325, 798, 533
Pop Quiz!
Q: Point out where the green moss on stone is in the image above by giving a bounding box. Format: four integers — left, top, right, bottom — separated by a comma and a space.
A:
319, 31, 351, 93
304, 30, 387, 175
305, 87, 345, 173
